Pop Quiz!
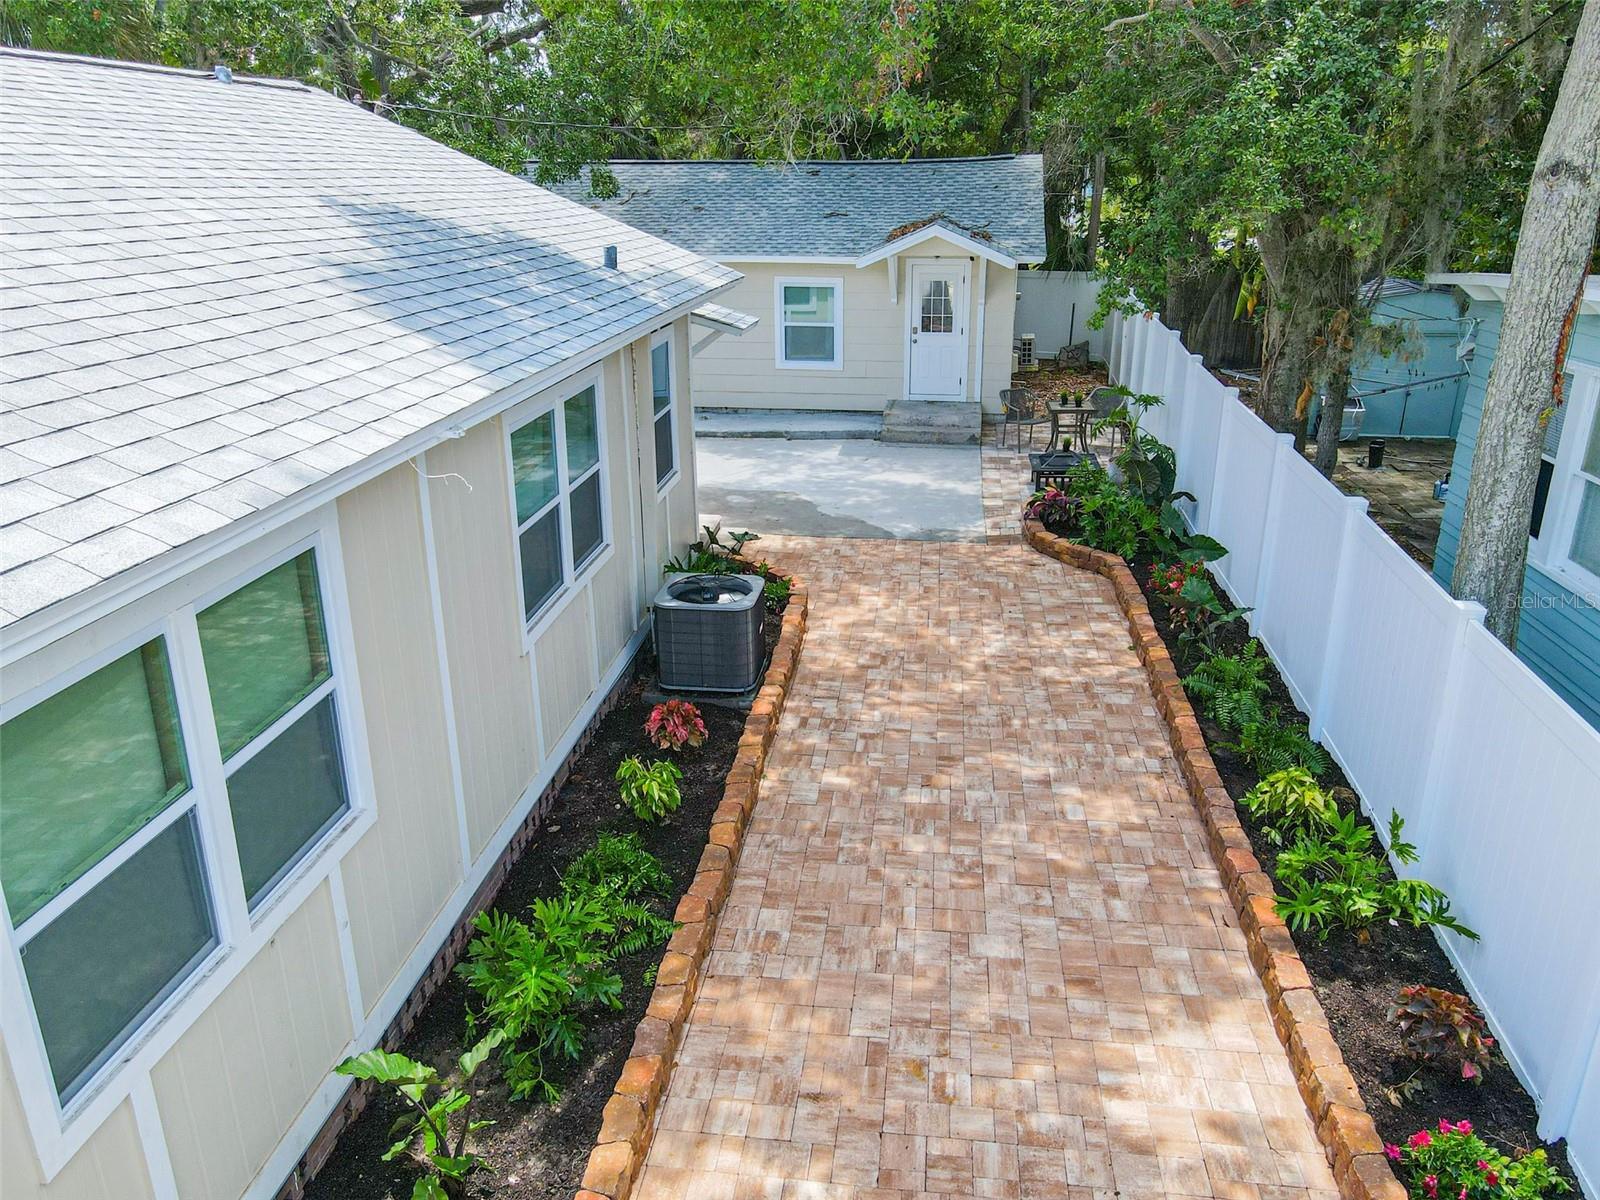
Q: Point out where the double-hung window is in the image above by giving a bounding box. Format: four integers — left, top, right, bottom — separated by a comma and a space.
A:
197, 550, 351, 908
775, 277, 843, 369
0, 534, 361, 1116
509, 378, 608, 625
650, 334, 677, 488
2, 639, 215, 1104
1530, 365, 1600, 592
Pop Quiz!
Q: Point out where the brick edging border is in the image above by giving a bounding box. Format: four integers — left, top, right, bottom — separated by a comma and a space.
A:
1021, 519, 1405, 1200
576, 579, 810, 1200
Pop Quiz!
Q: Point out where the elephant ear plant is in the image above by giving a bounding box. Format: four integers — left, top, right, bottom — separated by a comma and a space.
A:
334, 1029, 504, 1200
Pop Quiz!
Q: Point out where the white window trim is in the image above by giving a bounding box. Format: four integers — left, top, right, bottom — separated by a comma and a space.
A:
1529, 360, 1600, 601
0, 507, 377, 1179
504, 365, 613, 642
774, 275, 844, 371
650, 328, 681, 495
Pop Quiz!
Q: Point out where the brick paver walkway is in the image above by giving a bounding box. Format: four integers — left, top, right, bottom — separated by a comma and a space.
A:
635, 537, 1336, 1200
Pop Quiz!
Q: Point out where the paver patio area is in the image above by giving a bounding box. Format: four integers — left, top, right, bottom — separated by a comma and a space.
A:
634, 535, 1338, 1199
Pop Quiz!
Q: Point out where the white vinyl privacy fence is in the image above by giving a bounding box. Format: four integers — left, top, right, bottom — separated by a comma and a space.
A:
1105, 310, 1600, 1194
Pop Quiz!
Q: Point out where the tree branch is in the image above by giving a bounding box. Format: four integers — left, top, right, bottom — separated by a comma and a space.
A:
1103, 0, 1237, 73
481, 17, 549, 55
457, 0, 507, 15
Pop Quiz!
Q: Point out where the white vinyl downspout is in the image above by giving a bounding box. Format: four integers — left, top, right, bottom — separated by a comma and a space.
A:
973, 256, 988, 406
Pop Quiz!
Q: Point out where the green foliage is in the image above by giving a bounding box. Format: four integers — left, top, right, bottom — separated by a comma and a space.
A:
1230, 711, 1331, 778
334, 1029, 503, 1198
763, 574, 791, 612
616, 756, 683, 822
560, 832, 677, 958
1241, 767, 1336, 847
1149, 565, 1251, 660
1183, 641, 1270, 730
457, 897, 623, 1102
1274, 810, 1476, 942
1389, 1120, 1569, 1199
1387, 984, 1495, 1082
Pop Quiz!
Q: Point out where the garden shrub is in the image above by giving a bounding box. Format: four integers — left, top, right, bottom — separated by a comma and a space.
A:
1274, 810, 1477, 943
645, 699, 706, 751
763, 574, 791, 611
1386, 1120, 1568, 1198
1387, 984, 1496, 1081
1182, 641, 1270, 730
1230, 710, 1331, 777
457, 896, 623, 1102
616, 755, 684, 820
1241, 767, 1336, 846
560, 832, 677, 956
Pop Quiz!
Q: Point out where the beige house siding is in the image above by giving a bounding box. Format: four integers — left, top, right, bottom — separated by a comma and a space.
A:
1, 321, 700, 1200
151, 882, 352, 1200
334, 464, 463, 1009
423, 415, 542, 858
690, 244, 1019, 415
1, 1049, 155, 1200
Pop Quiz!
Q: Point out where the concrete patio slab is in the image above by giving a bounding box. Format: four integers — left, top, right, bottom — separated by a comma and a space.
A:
632, 536, 1338, 1200
696, 437, 984, 541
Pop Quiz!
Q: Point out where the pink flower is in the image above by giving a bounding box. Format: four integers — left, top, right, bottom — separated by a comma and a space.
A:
1458, 1189, 1467, 1200
1423, 1174, 1438, 1199
1409, 1130, 1432, 1149
1384, 1144, 1401, 1161
1439, 1118, 1452, 1134
1455, 1119, 1471, 1134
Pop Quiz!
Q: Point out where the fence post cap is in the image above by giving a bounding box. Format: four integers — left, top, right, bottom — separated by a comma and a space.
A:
1453, 598, 1488, 623
1344, 494, 1370, 514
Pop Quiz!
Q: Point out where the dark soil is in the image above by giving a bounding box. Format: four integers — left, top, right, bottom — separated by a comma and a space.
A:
305, 607, 783, 1200
1124, 549, 1578, 1187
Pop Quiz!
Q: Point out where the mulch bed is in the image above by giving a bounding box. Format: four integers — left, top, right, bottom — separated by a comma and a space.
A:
305, 609, 783, 1200
1121, 546, 1577, 1186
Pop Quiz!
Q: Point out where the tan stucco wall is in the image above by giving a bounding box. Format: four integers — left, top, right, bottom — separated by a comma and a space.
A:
691, 243, 1019, 414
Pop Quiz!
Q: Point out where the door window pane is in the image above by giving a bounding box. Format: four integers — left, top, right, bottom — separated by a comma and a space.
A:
570, 472, 604, 568
198, 552, 330, 759
565, 386, 600, 481
782, 285, 834, 322
225, 696, 349, 905
1571, 481, 1600, 576
21, 812, 215, 1101
651, 342, 672, 416
519, 507, 562, 619
1, 640, 188, 924
510, 412, 557, 523
921, 279, 953, 333
784, 325, 835, 363
655, 411, 675, 485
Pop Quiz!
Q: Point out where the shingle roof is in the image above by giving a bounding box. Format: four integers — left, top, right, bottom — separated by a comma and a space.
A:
541, 156, 1047, 262
0, 49, 738, 633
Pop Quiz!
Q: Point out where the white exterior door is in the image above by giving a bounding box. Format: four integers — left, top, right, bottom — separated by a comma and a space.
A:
907, 262, 968, 400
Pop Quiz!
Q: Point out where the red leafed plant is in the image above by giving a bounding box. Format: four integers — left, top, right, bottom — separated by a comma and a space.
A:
1387, 984, 1495, 1081
645, 700, 707, 752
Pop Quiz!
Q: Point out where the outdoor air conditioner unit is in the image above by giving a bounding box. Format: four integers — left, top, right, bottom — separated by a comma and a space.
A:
1017, 334, 1039, 373
653, 573, 765, 693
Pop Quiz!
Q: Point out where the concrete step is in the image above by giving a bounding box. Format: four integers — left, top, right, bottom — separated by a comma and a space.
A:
880, 398, 981, 445
695, 409, 883, 440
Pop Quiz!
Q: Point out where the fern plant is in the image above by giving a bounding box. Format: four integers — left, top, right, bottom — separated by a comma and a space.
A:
1182, 641, 1270, 730
616, 755, 683, 819
560, 833, 677, 957
456, 896, 622, 1102
1241, 767, 1336, 846
1230, 710, 1331, 777
1274, 810, 1477, 943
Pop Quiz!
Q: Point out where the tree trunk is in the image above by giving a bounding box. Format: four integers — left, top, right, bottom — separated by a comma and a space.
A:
1085, 152, 1104, 268
1314, 329, 1353, 478
1451, 0, 1600, 646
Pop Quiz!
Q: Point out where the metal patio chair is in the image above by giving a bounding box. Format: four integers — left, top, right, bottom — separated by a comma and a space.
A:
1000, 387, 1050, 450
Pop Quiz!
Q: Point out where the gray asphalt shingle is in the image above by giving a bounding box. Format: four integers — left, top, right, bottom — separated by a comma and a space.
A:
542, 156, 1047, 261
1, 49, 738, 629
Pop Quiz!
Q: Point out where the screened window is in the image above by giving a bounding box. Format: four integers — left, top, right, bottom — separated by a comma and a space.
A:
777, 280, 842, 368
1532, 369, 1600, 587
508, 380, 609, 624
0, 639, 218, 1102
651, 339, 677, 487
198, 550, 350, 908
1568, 405, 1600, 577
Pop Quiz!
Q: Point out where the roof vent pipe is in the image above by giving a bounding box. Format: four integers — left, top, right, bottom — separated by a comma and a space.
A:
604, 245, 618, 270
212, 65, 233, 83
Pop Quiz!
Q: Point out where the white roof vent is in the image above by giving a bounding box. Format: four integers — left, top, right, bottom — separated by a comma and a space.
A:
212, 65, 233, 83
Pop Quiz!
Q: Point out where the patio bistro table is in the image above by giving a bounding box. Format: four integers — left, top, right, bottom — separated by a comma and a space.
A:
1047, 400, 1097, 453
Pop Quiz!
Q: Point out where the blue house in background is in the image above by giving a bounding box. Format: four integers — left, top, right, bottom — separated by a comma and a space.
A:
1351, 279, 1473, 438
1428, 272, 1600, 732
